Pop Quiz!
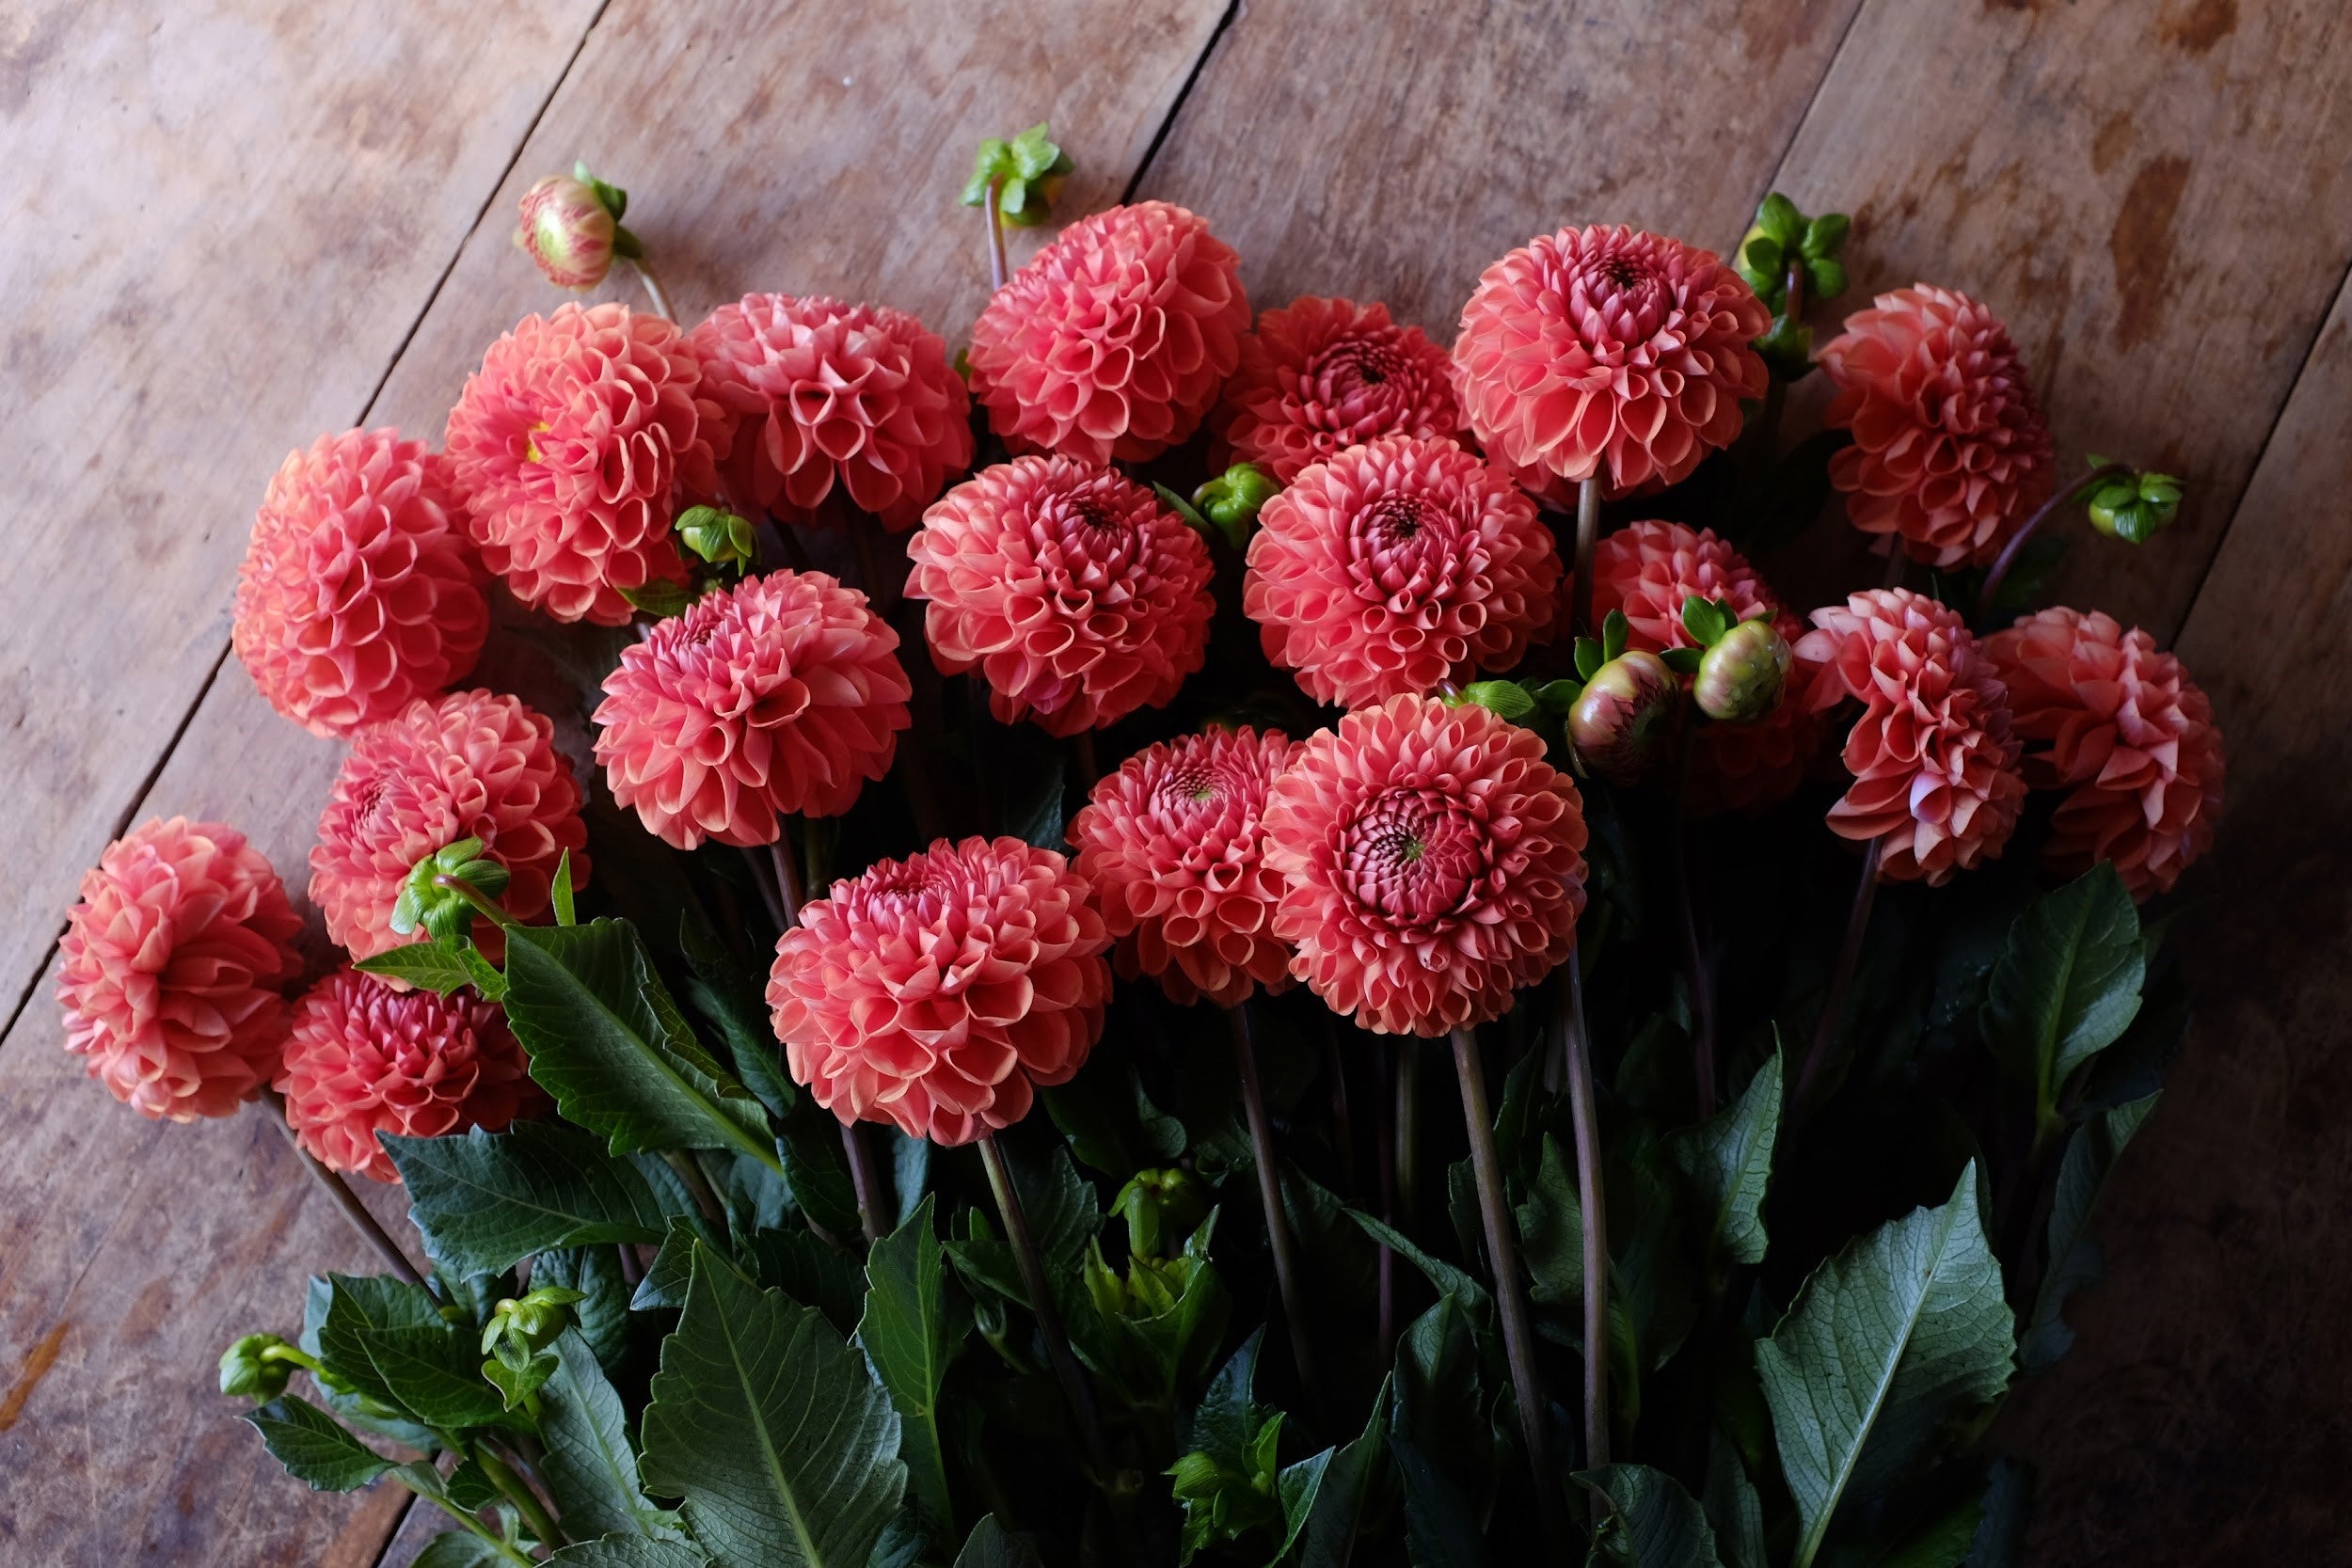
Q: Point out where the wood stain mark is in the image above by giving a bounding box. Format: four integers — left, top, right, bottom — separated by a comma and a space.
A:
2159, 0, 2239, 55
2092, 111, 2136, 176
2110, 155, 2194, 350
0, 1320, 71, 1430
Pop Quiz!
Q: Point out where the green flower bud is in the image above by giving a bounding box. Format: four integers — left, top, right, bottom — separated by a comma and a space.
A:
676, 504, 757, 570
960, 122, 1074, 228
1114, 1167, 1209, 1259
1693, 619, 1793, 723
479, 1284, 587, 1362
389, 837, 511, 942
1568, 651, 1680, 784
1192, 464, 1279, 546
219, 1333, 310, 1399
515, 173, 617, 291
2085, 468, 2184, 544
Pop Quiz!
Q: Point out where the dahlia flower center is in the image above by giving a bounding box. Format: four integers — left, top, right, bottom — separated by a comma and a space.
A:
525, 420, 551, 465
1341, 788, 1485, 924
1350, 495, 1470, 604
1309, 338, 1407, 404
1575, 250, 1671, 342
1038, 491, 1137, 595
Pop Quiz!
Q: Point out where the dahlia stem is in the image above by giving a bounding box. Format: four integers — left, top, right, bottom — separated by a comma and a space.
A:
739, 846, 788, 932
1672, 737, 1718, 1120
1881, 541, 1910, 591
1229, 1004, 1323, 1416
631, 257, 675, 323
1394, 1042, 1421, 1231
1324, 1013, 1358, 1196
662, 1151, 726, 1227
1571, 476, 1603, 638
1976, 462, 2130, 625
843, 1122, 887, 1245
768, 837, 804, 929
1375, 1035, 1399, 1361
434, 874, 516, 929
1071, 730, 1101, 791
261, 1092, 423, 1286
982, 176, 1010, 292
399, 1469, 535, 1568
977, 1132, 1106, 1460
1451, 1025, 1570, 1552
473, 1437, 566, 1551
849, 511, 901, 619
1795, 832, 1885, 1112
1556, 952, 1611, 1471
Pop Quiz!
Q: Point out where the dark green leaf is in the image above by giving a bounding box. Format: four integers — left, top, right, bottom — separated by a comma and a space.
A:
1276, 1372, 1391, 1568
314, 1274, 446, 1412
542, 1329, 688, 1542
1670, 1050, 1782, 1269
952, 1514, 1045, 1568
1962, 1459, 2032, 1568
356, 938, 485, 996
1874, 1491, 1984, 1568
632, 1216, 723, 1312
1346, 1210, 1492, 1324
1391, 1297, 1486, 1503
364, 1323, 513, 1429
1578, 1464, 1724, 1568
1514, 1133, 1583, 1308
741, 1227, 867, 1338
858, 1196, 964, 1532
1980, 866, 2144, 1123
1043, 1047, 1186, 1179
548, 1541, 712, 1568
866, 1510, 928, 1568
410, 1532, 505, 1568
1702, 1433, 1765, 1568
678, 911, 798, 1120
620, 580, 695, 618
503, 921, 775, 1162
641, 1244, 905, 1567
1389, 1436, 1489, 1568
1756, 1166, 2014, 1568
1186, 1327, 1263, 1465
2021, 1093, 2159, 1370
241, 1395, 393, 1492
443, 1458, 500, 1512
553, 849, 578, 926
387, 1122, 680, 1276
780, 1105, 865, 1243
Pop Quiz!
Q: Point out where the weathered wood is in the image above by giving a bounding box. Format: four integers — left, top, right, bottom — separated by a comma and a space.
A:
1993, 277, 2352, 1566
1763, 0, 2352, 641
1136, 0, 1865, 334
0, 0, 609, 1024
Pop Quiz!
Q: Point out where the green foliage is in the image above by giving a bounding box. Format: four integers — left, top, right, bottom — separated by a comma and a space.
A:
241, 1395, 398, 1492
857, 1196, 966, 1533
2022, 1093, 2161, 1370
1580, 1464, 1724, 1568
541, 1330, 688, 1542
1671, 1050, 1783, 1271
1168, 1333, 1286, 1561
1980, 865, 2145, 1133
386, 1122, 684, 1276
960, 121, 1073, 225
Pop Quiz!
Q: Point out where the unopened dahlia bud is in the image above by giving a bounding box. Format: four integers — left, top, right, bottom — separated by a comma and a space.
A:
516, 171, 622, 291
1569, 650, 1680, 784
481, 1285, 587, 1361
675, 504, 757, 570
389, 836, 511, 942
1192, 463, 1279, 546
1115, 1167, 1209, 1259
219, 1332, 326, 1399
960, 121, 1074, 227
1694, 619, 1793, 723
2082, 462, 2184, 545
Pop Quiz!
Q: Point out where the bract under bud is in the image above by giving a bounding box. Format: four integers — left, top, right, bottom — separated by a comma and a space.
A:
676, 504, 757, 570
390, 836, 511, 942
218, 1332, 306, 1399
516, 173, 617, 291
1693, 619, 1793, 723
1115, 1166, 1208, 1259
1568, 650, 1679, 784
1192, 464, 1279, 546
2085, 469, 2184, 544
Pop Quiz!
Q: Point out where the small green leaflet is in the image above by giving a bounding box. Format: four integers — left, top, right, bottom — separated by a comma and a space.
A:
1273, 1371, 1391, 1567
951, 1515, 1045, 1568
1980, 864, 2144, 1126
553, 848, 578, 926
540, 1329, 687, 1543
1670, 1049, 1783, 1270
1577, 1464, 1724, 1568
240, 1395, 394, 1492
356, 936, 504, 999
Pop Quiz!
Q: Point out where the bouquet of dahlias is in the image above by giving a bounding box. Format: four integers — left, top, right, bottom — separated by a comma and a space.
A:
67, 139, 2221, 1567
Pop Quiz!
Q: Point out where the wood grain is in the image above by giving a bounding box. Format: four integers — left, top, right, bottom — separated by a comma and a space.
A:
1992, 281, 2352, 1566
0, 0, 608, 1027
1763, 0, 2352, 641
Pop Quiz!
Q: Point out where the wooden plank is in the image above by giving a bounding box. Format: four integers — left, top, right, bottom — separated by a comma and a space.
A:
1134, 0, 1866, 335
1992, 278, 2352, 1563
0, 0, 608, 1025
0, 3, 1230, 1563
1762, 0, 2352, 641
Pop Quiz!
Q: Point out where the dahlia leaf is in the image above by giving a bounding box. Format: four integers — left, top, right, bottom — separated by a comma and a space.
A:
1756, 193, 1806, 247
1274, 1372, 1391, 1568
1389, 1436, 1489, 1568
641, 1242, 906, 1568
677, 910, 799, 1119
740, 1225, 868, 1337
1347, 1210, 1492, 1325
1703, 1435, 1766, 1568
1390, 1296, 1487, 1496
410, 1531, 507, 1567
385, 1121, 683, 1276
2021, 1092, 2160, 1371
779, 1101, 865, 1242
1979, 864, 2144, 1128
1514, 1132, 1584, 1307
361, 1323, 516, 1430
358, 937, 485, 997
502, 919, 778, 1169
1661, 648, 1705, 676
1603, 609, 1630, 663
542, 1329, 690, 1543
1756, 1164, 2013, 1568
856, 1196, 966, 1534
545, 1540, 711, 1567
1576, 1463, 1724, 1568
533, 1246, 632, 1373
952, 1515, 1044, 1568
1669, 1049, 1783, 1271
1801, 213, 1851, 260
553, 850, 578, 926
242, 1394, 395, 1492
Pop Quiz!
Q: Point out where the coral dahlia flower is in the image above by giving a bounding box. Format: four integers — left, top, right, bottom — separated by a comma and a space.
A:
1454, 225, 1769, 495
311, 689, 589, 960
1987, 607, 2224, 899
1796, 588, 2026, 886
1589, 519, 1823, 814
1262, 694, 1587, 1037
967, 200, 1248, 464
768, 837, 1112, 1146
1246, 436, 1560, 709
1069, 726, 1300, 1007
688, 293, 972, 531
1214, 296, 1464, 482
1820, 284, 2055, 567
278, 969, 545, 1182
907, 456, 1215, 736
56, 817, 305, 1122
595, 570, 910, 849
233, 428, 489, 737
443, 301, 716, 626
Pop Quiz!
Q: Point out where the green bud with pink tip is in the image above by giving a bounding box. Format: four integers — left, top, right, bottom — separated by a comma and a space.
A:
1693, 619, 1792, 723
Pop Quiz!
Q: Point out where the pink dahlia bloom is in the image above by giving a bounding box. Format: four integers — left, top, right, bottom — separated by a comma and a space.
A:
967, 201, 1248, 464
1987, 608, 2225, 899
311, 689, 589, 960
768, 837, 1112, 1146
1589, 519, 1824, 815
278, 969, 546, 1182
1245, 436, 1560, 708
907, 456, 1215, 736
1820, 285, 2056, 568
688, 293, 973, 531
56, 817, 304, 1122
233, 428, 488, 738
1454, 225, 1769, 495
443, 301, 717, 626
1797, 588, 2026, 886
595, 570, 911, 848
1069, 726, 1300, 1007
1213, 296, 1464, 482
1262, 694, 1587, 1037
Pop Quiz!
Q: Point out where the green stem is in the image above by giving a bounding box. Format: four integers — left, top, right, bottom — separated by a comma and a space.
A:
475, 1437, 566, 1551
434, 873, 517, 929
1976, 461, 2132, 624
1229, 1004, 1323, 1418
662, 1151, 726, 1227
631, 258, 675, 322
400, 1475, 535, 1567
1557, 956, 1611, 1472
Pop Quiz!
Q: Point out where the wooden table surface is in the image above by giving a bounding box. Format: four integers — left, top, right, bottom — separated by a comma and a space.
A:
3, 1, 2346, 1561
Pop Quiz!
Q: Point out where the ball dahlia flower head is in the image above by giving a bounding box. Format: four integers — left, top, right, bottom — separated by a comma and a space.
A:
1797, 587, 2026, 886
1245, 435, 1560, 710
57, 817, 305, 1122
443, 300, 719, 626
967, 200, 1249, 465
907, 454, 1216, 736
1069, 725, 1300, 1008
1454, 224, 1770, 498
1588, 519, 1825, 815
1263, 693, 1589, 1037
311, 688, 589, 962
278, 968, 546, 1182
1988, 607, 2224, 898
233, 427, 490, 738
768, 836, 1112, 1146
688, 293, 973, 531
1214, 295, 1465, 482
595, 568, 912, 849
1820, 283, 2056, 568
